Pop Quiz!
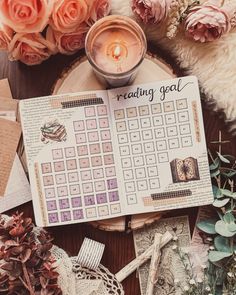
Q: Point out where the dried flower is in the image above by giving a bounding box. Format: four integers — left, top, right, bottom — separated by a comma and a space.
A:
184, 2, 231, 42
183, 285, 190, 291
132, 0, 172, 24
0, 212, 62, 295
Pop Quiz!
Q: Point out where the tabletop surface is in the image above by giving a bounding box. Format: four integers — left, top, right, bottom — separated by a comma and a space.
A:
1, 48, 236, 295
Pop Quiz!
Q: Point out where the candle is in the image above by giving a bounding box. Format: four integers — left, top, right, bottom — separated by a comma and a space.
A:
85, 15, 147, 88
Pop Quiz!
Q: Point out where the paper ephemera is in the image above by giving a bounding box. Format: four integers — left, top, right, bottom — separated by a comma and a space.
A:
133, 216, 191, 295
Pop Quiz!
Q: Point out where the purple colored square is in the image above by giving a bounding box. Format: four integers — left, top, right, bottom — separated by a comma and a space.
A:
73, 209, 84, 220
59, 199, 70, 210
71, 197, 82, 208
84, 195, 95, 206
60, 211, 71, 222
108, 191, 119, 202
48, 213, 59, 223
96, 193, 107, 204
47, 200, 57, 211
107, 179, 118, 190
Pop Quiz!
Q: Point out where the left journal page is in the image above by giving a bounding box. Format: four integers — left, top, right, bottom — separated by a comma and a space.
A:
20, 91, 125, 227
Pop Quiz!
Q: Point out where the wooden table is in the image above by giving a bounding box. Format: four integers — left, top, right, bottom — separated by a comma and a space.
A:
1, 49, 235, 295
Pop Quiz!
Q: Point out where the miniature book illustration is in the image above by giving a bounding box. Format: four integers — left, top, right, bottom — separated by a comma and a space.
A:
170, 157, 200, 183
19, 77, 214, 227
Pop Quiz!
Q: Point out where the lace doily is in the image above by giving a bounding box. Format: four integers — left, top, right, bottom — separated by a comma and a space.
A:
72, 257, 124, 295
0, 214, 124, 295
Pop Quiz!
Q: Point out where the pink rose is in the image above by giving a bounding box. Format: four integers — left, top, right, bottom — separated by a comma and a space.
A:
185, 3, 231, 42
0, 24, 14, 50
47, 25, 88, 55
49, 0, 89, 33
87, 0, 111, 24
0, 0, 53, 33
8, 33, 56, 65
132, 0, 171, 24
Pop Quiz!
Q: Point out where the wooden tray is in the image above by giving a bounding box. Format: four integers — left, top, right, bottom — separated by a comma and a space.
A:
52, 51, 176, 232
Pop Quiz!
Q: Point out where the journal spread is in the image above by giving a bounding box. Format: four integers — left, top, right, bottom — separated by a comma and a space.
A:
20, 76, 213, 226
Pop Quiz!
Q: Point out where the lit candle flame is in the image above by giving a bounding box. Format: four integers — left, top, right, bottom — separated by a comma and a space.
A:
112, 45, 121, 60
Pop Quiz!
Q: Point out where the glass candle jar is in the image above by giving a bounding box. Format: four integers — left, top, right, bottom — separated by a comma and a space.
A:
85, 15, 147, 88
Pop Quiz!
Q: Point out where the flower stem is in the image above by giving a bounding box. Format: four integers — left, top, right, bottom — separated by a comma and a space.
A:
22, 262, 34, 295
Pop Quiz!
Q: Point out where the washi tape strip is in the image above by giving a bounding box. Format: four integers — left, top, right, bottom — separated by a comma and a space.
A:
151, 189, 192, 200
77, 238, 105, 270
61, 97, 104, 109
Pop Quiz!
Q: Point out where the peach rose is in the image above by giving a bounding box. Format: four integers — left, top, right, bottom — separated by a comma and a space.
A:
0, 0, 53, 33
47, 25, 88, 55
132, 0, 171, 24
8, 33, 57, 65
0, 24, 14, 50
87, 0, 111, 24
50, 0, 89, 33
185, 3, 231, 42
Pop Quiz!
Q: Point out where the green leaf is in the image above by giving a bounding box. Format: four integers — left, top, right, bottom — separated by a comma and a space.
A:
215, 220, 235, 237
228, 223, 236, 232
211, 170, 220, 178
217, 152, 230, 163
220, 189, 233, 197
209, 250, 232, 262
214, 236, 235, 252
222, 171, 236, 179
212, 185, 222, 199
223, 212, 235, 224
210, 159, 220, 171
197, 219, 217, 234
213, 198, 230, 208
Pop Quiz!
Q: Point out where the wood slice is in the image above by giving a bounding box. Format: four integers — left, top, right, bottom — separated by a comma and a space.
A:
52, 52, 176, 232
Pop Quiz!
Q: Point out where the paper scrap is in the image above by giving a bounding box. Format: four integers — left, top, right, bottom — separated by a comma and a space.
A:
0, 118, 21, 196
0, 79, 12, 99
0, 154, 31, 212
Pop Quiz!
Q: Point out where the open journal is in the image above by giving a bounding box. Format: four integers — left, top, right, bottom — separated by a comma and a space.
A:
20, 76, 213, 227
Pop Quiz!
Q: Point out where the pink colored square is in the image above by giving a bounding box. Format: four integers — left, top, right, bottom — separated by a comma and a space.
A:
77, 145, 88, 156
85, 107, 95, 117
84, 195, 95, 206
104, 154, 114, 165
66, 159, 77, 170
71, 197, 82, 208
43, 175, 54, 186
41, 163, 52, 174
79, 158, 90, 169
54, 161, 65, 172
88, 131, 99, 142
102, 142, 113, 153
86, 119, 97, 130
73, 120, 84, 132
101, 130, 111, 141
89, 143, 101, 154
99, 118, 109, 128
97, 105, 107, 116
75, 133, 87, 144
73, 209, 84, 220
91, 156, 102, 167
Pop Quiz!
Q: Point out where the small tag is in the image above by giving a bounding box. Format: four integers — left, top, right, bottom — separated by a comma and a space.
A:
77, 238, 105, 270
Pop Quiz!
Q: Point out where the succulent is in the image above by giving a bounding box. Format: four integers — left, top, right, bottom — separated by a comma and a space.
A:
0, 212, 62, 295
